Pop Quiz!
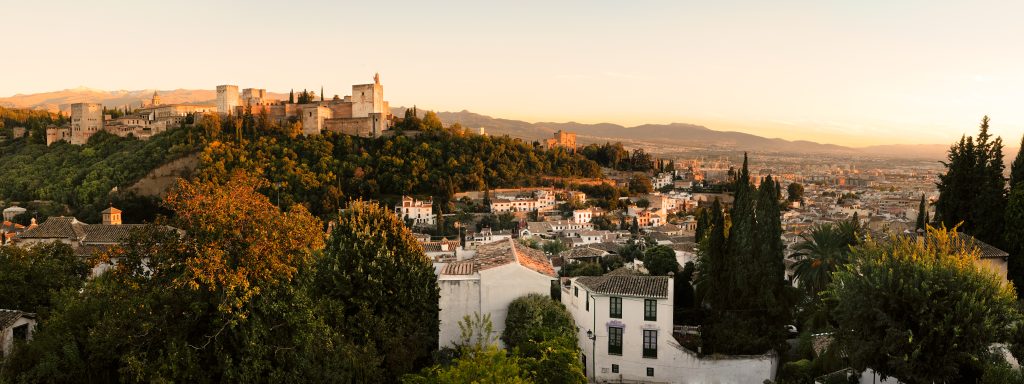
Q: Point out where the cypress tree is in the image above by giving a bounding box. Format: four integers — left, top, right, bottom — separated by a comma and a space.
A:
1012, 134, 1024, 188
936, 116, 1006, 246
754, 175, 788, 348
320, 86, 324, 102
916, 194, 927, 231
289, 89, 294, 104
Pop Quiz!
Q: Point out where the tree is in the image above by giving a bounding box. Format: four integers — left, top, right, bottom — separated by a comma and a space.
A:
0, 242, 89, 317
643, 245, 679, 276
288, 89, 294, 104
935, 116, 1006, 247
635, 198, 650, 209
628, 173, 652, 194
1011, 134, 1024, 189
698, 155, 789, 355
166, 170, 324, 314
1005, 184, 1024, 295
314, 200, 440, 380
790, 221, 860, 298
600, 254, 625, 273
559, 262, 603, 277
542, 240, 568, 256
787, 182, 804, 202
502, 294, 575, 348
915, 194, 928, 231
826, 226, 1020, 384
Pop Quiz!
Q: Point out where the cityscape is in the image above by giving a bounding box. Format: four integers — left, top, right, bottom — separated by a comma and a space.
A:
1, 1, 1023, 384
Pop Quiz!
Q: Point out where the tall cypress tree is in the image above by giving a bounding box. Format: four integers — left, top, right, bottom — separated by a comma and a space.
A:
754, 175, 788, 347
916, 194, 927, 231
289, 89, 294, 104
936, 116, 1006, 246
1012, 135, 1024, 189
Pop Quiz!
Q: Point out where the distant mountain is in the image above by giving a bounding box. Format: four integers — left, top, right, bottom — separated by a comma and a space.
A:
0, 87, 287, 113
394, 108, 958, 160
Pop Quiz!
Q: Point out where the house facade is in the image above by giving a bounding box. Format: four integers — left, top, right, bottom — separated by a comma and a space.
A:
562, 275, 777, 383
395, 196, 436, 226
0, 309, 35, 358
437, 238, 556, 349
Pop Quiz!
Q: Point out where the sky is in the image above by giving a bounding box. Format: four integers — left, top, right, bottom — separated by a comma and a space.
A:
2, 0, 1023, 147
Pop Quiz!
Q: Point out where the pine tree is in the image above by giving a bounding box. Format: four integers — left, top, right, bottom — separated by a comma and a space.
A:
1012, 135, 1024, 189
916, 194, 927, 231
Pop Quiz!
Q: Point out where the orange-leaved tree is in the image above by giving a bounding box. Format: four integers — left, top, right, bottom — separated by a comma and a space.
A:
165, 169, 324, 315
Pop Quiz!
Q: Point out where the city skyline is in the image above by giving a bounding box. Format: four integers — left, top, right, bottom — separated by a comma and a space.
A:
3, 0, 1023, 147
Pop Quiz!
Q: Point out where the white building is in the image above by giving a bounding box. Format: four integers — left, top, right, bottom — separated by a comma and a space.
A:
395, 196, 436, 226
562, 275, 778, 383
437, 238, 557, 349
0, 309, 35, 357
573, 208, 594, 224
490, 190, 557, 213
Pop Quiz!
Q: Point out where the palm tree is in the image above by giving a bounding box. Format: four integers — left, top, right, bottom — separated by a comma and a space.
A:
790, 220, 861, 297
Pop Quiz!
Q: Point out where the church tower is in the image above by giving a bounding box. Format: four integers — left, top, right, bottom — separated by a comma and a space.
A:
151, 91, 161, 106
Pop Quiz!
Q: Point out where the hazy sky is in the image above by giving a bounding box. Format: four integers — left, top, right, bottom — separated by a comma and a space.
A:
3, 0, 1023, 147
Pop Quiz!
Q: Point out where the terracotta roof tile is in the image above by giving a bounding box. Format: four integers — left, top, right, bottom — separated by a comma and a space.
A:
440, 238, 555, 277
575, 275, 669, 298
0, 309, 35, 329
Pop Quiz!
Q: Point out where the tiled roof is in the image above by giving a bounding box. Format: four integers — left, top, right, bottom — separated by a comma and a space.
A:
83, 224, 146, 244
0, 309, 35, 329
17, 217, 86, 239
560, 246, 607, 260
575, 275, 670, 298
101, 207, 122, 214
440, 238, 555, 277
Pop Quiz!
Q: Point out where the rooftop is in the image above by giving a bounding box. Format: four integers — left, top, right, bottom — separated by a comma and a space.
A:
441, 238, 555, 277
0, 309, 35, 329
575, 275, 670, 298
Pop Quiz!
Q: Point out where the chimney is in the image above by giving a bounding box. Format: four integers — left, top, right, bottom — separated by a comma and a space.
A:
102, 206, 122, 225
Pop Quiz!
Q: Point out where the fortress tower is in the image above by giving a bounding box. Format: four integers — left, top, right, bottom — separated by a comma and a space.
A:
216, 85, 240, 114
69, 103, 103, 145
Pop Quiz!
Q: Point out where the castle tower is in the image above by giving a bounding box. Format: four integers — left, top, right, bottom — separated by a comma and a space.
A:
352, 73, 387, 118
69, 103, 103, 145
151, 91, 161, 106
216, 85, 240, 115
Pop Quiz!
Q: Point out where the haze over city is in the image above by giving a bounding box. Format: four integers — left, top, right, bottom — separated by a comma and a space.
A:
4, 0, 1024, 146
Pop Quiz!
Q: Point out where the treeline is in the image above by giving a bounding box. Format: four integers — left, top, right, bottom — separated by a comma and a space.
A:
0, 106, 65, 144
194, 123, 603, 218
0, 127, 197, 223
579, 142, 656, 171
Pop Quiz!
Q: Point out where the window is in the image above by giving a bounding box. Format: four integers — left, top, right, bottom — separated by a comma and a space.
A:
574, 286, 578, 297
586, 296, 589, 311
644, 299, 657, 321
608, 327, 623, 355
13, 324, 29, 341
647, 367, 654, 377
612, 364, 619, 373
610, 297, 622, 318
643, 330, 658, 358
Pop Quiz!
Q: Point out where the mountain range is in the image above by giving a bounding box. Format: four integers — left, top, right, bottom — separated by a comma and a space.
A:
0, 88, 961, 160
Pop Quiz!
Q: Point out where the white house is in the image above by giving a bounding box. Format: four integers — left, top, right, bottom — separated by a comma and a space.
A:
0, 309, 35, 357
396, 196, 436, 226
573, 208, 594, 224
562, 275, 777, 383
437, 238, 557, 349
